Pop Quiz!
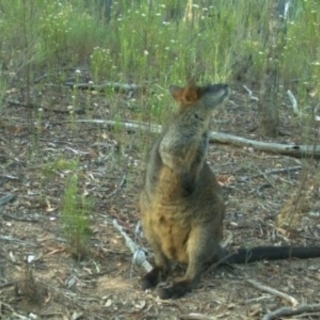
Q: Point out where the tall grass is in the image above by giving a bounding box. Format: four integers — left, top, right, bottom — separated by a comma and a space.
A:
0, 1, 319, 91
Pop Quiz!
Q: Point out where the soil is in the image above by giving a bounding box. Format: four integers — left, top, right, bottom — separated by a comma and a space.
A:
0, 71, 320, 320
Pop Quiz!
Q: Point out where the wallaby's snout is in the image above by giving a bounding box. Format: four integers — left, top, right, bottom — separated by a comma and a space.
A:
202, 83, 230, 105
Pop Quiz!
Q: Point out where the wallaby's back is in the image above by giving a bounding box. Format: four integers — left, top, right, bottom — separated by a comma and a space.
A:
140, 81, 230, 299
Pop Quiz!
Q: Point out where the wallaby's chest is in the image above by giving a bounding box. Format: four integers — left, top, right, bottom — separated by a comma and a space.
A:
147, 202, 192, 263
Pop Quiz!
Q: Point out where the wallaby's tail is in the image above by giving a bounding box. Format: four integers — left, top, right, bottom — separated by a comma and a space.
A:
222, 246, 320, 264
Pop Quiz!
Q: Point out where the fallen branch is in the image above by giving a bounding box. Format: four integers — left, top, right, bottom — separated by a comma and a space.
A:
71, 119, 320, 159
180, 313, 217, 320
0, 281, 15, 288
105, 175, 127, 199
0, 193, 16, 206
262, 303, 320, 320
2, 213, 39, 223
0, 235, 38, 247
0, 300, 26, 319
287, 90, 298, 115
247, 279, 298, 306
112, 219, 152, 272
250, 166, 301, 179
243, 85, 259, 101
208, 131, 320, 159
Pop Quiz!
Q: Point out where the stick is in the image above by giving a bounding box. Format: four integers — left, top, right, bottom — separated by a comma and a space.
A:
180, 313, 216, 320
105, 175, 127, 199
262, 303, 320, 320
243, 85, 259, 101
0, 193, 16, 206
112, 219, 152, 272
250, 166, 301, 179
247, 279, 298, 306
287, 90, 298, 114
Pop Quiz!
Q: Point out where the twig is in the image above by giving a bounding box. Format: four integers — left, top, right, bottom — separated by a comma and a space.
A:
0, 193, 16, 206
287, 89, 299, 115
262, 304, 320, 320
105, 175, 127, 199
243, 85, 259, 101
0, 235, 38, 247
247, 279, 298, 306
0, 175, 20, 181
2, 213, 39, 223
0, 281, 15, 288
112, 219, 152, 272
255, 166, 274, 187
180, 313, 217, 320
256, 183, 272, 194
65, 146, 91, 155
0, 300, 25, 318
250, 165, 301, 179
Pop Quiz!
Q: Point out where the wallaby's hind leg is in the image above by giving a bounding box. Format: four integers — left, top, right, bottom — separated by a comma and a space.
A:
142, 248, 170, 290
158, 226, 219, 299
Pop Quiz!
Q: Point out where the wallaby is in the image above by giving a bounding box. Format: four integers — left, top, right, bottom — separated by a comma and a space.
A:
140, 81, 320, 299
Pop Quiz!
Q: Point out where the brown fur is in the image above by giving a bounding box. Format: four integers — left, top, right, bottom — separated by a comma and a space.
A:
140, 81, 320, 299
140, 81, 229, 299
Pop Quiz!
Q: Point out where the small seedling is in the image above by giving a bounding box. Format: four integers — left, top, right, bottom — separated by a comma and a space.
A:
62, 174, 93, 260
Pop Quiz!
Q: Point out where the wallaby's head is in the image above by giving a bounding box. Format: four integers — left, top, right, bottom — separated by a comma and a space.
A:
169, 81, 229, 111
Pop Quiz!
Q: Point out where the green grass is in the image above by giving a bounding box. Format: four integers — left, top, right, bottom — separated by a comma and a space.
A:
62, 174, 93, 260
40, 157, 93, 260
1, 1, 320, 114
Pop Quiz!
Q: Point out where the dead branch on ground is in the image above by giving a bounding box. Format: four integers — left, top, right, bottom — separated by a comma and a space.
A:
250, 166, 301, 179
72, 119, 320, 158
0, 193, 16, 206
247, 279, 298, 306
262, 303, 320, 320
112, 219, 152, 272
180, 313, 217, 320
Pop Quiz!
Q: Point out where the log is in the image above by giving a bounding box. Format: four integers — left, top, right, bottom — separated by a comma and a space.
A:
72, 119, 320, 159
209, 131, 320, 158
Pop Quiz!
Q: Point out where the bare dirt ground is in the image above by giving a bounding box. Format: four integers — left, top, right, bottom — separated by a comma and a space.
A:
0, 71, 320, 320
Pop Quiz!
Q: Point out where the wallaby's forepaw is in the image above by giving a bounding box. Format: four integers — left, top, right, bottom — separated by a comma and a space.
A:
158, 281, 191, 299
141, 267, 161, 290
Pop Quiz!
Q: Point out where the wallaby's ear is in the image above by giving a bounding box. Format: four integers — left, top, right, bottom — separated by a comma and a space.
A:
169, 81, 201, 106
169, 85, 184, 102
183, 81, 199, 104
